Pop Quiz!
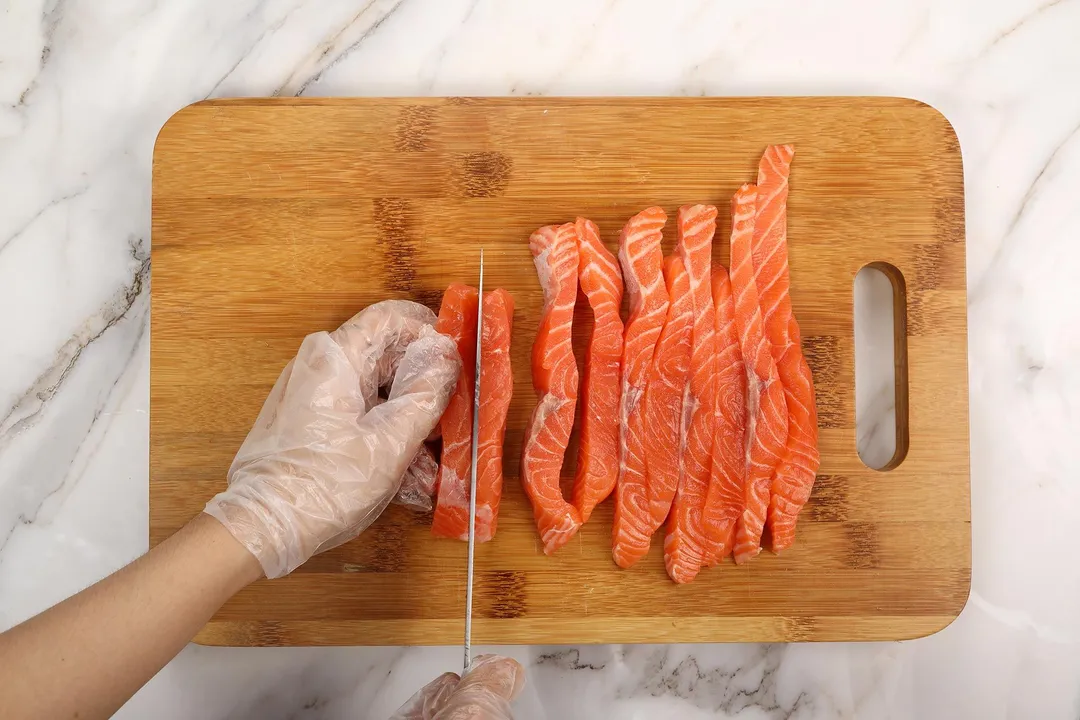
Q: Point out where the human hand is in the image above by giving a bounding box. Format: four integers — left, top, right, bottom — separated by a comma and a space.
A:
390, 655, 526, 719
204, 300, 461, 579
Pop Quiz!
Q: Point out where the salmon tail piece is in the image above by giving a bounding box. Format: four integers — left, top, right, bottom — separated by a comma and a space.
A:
729, 185, 789, 565
431, 284, 480, 541
612, 207, 669, 568
571, 218, 625, 522
522, 223, 583, 554
663, 204, 719, 584
750, 145, 820, 553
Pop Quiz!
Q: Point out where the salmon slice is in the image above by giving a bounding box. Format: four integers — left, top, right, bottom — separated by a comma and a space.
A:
729, 185, 789, 564
663, 204, 719, 583
472, 288, 515, 542
642, 253, 693, 538
701, 267, 746, 564
522, 223, 583, 554
571, 218, 625, 522
431, 284, 480, 540
752, 145, 820, 552
612, 207, 669, 568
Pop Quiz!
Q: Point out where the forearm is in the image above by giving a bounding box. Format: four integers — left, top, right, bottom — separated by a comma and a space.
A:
0, 513, 262, 720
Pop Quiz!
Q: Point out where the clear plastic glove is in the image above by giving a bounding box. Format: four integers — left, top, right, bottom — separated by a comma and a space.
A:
204, 300, 461, 579
390, 655, 526, 720
393, 444, 440, 512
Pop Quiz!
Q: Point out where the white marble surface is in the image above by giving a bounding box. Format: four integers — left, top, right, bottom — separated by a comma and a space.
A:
2, 0, 1079, 717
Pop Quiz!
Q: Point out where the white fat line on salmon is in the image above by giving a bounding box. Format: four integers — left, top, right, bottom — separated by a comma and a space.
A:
744, 370, 760, 470
522, 397, 574, 459
754, 276, 788, 315
526, 396, 572, 445
617, 397, 631, 476
541, 517, 579, 546
622, 385, 643, 418
640, 278, 665, 296
783, 386, 816, 419
683, 221, 712, 238
759, 381, 788, 447
679, 386, 697, 459
444, 436, 470, 452
622, 239, 652, 262
440, 469, 468, 504
596, 256, 620, 275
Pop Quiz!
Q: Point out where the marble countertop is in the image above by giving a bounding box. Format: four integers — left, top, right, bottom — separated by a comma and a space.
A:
2, 0, 1079, 717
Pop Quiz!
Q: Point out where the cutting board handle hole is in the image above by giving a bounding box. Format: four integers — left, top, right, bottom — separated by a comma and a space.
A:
853, 263, 909, 470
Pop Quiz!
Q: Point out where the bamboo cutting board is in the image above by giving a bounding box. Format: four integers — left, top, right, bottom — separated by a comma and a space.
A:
150, 97, 969, 645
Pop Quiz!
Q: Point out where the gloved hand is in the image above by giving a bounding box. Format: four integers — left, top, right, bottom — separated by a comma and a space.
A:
204, 300, 461, 579
393, 444, 440, 512
390, 655, 526, 720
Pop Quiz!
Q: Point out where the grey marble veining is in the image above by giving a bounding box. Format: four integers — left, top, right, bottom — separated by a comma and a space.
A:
2, 0, 1080, 717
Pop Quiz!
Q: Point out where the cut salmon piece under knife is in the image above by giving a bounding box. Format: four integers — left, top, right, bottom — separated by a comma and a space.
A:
522, 223, 583, 554
751, 145, 820, 553
432, 283, 480, 540
642, 253, 693, 542
571, 218, 625, 523
663, 204, 719, 584
612, 207, 669, 568
470, 288, 515, 542
701, 266, 747, 564
729, 184, 789, 564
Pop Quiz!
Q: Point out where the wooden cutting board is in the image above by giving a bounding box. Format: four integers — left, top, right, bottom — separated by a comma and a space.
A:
150, 97, 969, 645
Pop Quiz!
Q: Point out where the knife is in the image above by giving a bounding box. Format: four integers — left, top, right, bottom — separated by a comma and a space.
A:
463, 248, 484, 672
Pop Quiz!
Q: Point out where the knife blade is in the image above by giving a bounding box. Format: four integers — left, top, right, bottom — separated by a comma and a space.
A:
463, 248, 484, 672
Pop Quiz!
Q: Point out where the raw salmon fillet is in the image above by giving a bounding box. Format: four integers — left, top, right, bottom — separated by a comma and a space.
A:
431, 284, 479, 540
472, 288, 515, 541
571, 218, 625, 522
642, 253, 692, 538
729, 185, 789, 564
752, 145, 820, 552
701, 267, 747, 564
522, 223, 583, 554
612, 207, 669, 568
663, 204, 719, 584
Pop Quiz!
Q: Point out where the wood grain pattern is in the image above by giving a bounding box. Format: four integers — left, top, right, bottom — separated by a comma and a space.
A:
150, 97, 969, 645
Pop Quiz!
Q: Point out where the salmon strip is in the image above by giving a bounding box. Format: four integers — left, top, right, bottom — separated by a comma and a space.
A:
571, 218, 625, 522
472, 288, 514, 541
431, 284, 480, 540
701, 267, 746, 564
729, 185, 789, 564
642, 253, 692, 537
663, 204, 719, 583
522, 223, 582, 554
612, 207, 669, 568
752, 145, 820, 552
